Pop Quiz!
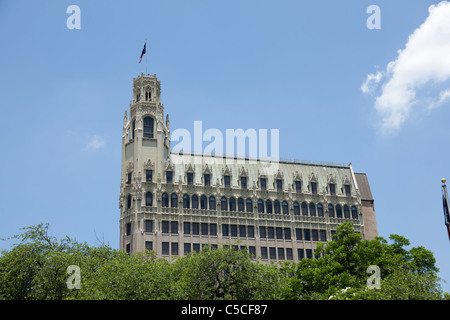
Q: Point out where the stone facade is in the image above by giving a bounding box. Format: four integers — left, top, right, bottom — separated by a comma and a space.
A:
119, 73, 378, 262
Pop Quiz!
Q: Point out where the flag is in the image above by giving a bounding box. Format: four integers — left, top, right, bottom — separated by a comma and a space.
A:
139, 43, 146, 63
442, 184, 450, 241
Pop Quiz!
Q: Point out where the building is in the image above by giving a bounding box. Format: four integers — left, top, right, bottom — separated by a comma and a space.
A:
119, 73, 378, 262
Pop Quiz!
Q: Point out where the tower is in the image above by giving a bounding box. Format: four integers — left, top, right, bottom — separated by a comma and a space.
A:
119, 73, 170, 253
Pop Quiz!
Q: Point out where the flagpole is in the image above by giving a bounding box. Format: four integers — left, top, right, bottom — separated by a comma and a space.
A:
145, 38, 148, 75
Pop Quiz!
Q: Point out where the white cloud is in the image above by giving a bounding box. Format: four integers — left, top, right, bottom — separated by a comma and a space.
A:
361, 1, 450, 132
86, 135, 106, 150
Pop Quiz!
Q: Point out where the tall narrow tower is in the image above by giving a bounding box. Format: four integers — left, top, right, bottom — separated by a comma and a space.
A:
119, 73, 170, 253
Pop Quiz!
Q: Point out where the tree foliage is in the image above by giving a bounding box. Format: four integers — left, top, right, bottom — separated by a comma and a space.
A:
0, 222, 447, 300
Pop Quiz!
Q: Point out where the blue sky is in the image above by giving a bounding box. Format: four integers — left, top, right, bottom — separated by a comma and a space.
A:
1, 0, 450, 292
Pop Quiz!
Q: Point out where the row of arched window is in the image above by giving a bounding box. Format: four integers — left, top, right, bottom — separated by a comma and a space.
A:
127, 192, 358, 219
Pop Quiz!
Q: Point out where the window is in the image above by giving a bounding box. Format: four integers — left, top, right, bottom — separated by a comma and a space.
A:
249, 246, 256, 259
261, 247, 268, 259
286, 248, 293, 260
209, 196, 216, 210
248, 226, 255, 238
345, 185, 351, 196
222, 224, 229, 237
344, 205, 350, 219
351, 206, 358, 219
162, 242, 169, 255
241, 176, 247, 189
309, 203, 316, 216
210, 223, 217, 236
162, 193, 169, 207
126, 244, 131, 254
278, 248, 285, 260
274, 200, 281, 214
187, 172, 194, 185
193, 243, 200, 253
311, 182, 317, 194
171, 193, 178, 208
184, 222, 190, 235
336, 204, 343, 218
229, 197, 236, 211
201, 223, 208, 235
204, 174, 211, 186
246, 199, 252, 213
127, 194, 132, 209
306, 249, 313, 259
320, 230, 327, 242
192, 195, 199, 209
183, 194, 190, 209
145, 220, 153, 233
266, 200, 273, 213
301, 202, 308, 216
239, 225, 246, 238
221, 197, 228, 211
145, 192, 153, 206
269, 247, 277, 260
132, 120, 135, 140
166, 171, 173, 184
257, 199, 264, 213
328, 204, 335, 217
224, 175, 230, 188
146, 170, 152, 182
171, 221, 178, 234
171, 243, 178, 256
276, 179, 283, 192
201, 195, 207, 209
162, 221, 169, 234
260, 178, 267, 190
298, 249, 304, 260
295, 181, 301, 193
282, 201, 289, 214
268, 227, 275, 239
126, 222, 131, 236
145, 241, 153, 252
127, 172, 132, 184
184, 243, 191, 255
317, 203, 324, 217
276, 227, 283, 239
329, 183, 336, 195
143, 117, 154, 138
231, 225, 238, 237
259, 226, 266, 238
294, 202, 300, 215
296, 228, 302, 240
304, 229, 311, 241
312, 229, 319, 241
284, 228, 291, 240
192, 222, 199, 235
238, 198, 245, 212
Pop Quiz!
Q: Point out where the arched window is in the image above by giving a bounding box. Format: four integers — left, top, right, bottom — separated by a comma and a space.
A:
246, 199, 253, 213
145, 192, 153, 206
301, 202, 308, 216
183, 194, 190, 209
336, 204, 342, 218
309, 203, 316, 216
294, 201, 300, 215
266, 200, 273, 214
143, 117, 154, 138
282, 201, 289, 214
328, 204, 335, 217
221, 197, 228, 211
200, 195, 207, 209
127, 194, 132, 209
171, 193, 178, 208
317, 203, 324, 217
192, 195, 199, 209
351, 206, 358, 219
229, 197, 236, 211
257, 199, 264, 213
238, 198, 245, 212
344, 205, 350, 219
209, 196, 216, 210
162, 193, 169, 208
274, 200, 281, 214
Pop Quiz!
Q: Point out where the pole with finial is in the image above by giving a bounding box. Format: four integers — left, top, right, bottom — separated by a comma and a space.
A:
145, 38, 148, 75
441, 178, 450, 242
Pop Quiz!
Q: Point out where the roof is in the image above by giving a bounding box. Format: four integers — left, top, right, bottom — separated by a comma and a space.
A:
354, 173, 374, 201
167, 152, 356, 195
